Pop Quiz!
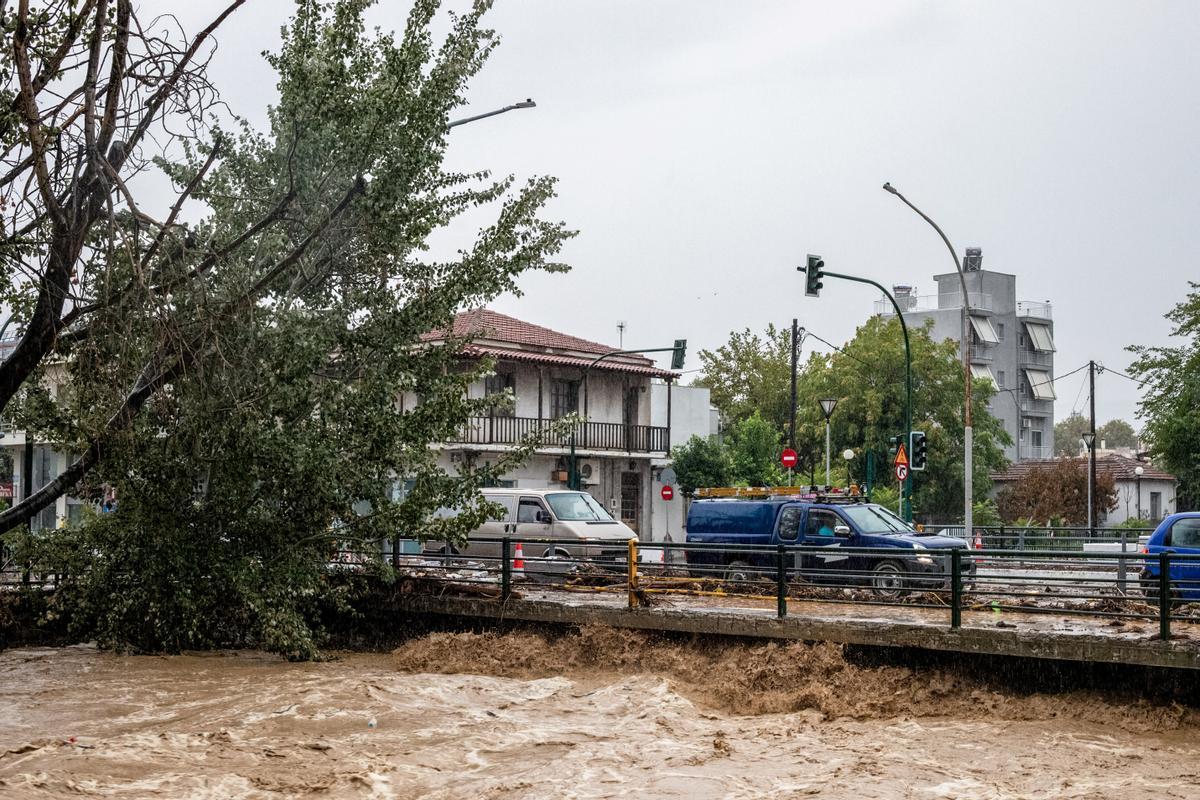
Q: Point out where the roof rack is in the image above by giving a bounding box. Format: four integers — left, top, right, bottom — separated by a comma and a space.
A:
693, 485, 868, 503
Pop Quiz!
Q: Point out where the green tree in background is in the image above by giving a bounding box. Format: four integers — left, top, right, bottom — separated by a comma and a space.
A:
727, 412, 787, 487
693, 324, 794, 435
1054, 413, 1139, 455
669, 436, 731, 495
1129, 282, 1200, 510
1098, 419, 1139, 450
1054, 413, 1091, 456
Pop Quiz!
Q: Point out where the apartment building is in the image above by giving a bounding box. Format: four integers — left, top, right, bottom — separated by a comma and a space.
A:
875, 249, 1055, 461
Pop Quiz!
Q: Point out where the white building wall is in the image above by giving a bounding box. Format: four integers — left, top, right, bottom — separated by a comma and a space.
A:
649, 383, 719, 543
1109, 477, 1177, 526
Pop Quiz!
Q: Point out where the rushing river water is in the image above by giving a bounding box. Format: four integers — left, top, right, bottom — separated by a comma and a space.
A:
2, 628, 1199, 799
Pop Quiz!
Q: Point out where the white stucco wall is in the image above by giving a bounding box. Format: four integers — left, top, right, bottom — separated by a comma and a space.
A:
1108, 477, 1177, 526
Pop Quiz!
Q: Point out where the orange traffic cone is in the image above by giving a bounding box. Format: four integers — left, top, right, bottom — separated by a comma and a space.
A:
512, 541, 525, 575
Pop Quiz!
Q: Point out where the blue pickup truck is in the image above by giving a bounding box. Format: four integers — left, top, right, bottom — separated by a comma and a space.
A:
685, 496, 973, 595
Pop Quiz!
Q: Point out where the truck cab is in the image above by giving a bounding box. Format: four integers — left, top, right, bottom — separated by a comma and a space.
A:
685, 493, 972, 594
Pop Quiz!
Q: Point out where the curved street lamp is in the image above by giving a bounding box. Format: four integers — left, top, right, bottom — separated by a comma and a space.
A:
819, 398, 839, 487
883, 182, 975, 539
448, 98, 536, 129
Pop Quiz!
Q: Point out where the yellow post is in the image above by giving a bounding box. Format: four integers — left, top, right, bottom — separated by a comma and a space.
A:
627, 538, 639, 609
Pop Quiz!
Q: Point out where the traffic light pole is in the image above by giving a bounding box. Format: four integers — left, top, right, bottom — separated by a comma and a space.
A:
569, 343, 687, 490
800, 265, 913, 521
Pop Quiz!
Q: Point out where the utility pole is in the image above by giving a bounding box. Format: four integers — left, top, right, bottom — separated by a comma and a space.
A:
1088, 359, 1097, 534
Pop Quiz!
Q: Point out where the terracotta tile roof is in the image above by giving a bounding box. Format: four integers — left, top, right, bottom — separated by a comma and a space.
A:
424, 309, 677, 379
991, 453, 1176, 483
463, 345, 677, 378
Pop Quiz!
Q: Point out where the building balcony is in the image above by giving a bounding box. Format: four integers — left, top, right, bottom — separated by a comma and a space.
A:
1017, 301, 1052, 320
1020, 445, 1053, 460
1018, 349, 1053, 367
450, 415, 669, 454
968, 344, 993, 363
1019, 398, 1053, 415
875, 291, 993, 316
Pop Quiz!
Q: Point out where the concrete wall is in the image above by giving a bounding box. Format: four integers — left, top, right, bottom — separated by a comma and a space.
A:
1109, 477, 1177, 526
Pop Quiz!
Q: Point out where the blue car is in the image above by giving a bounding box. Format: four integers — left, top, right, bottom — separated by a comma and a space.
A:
685, 497, 973, 596
1139, 512, 1200, 602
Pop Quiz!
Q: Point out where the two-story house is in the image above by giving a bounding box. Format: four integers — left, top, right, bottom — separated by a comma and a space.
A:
419, 309, 679, 537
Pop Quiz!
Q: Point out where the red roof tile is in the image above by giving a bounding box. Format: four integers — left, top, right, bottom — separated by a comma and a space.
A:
425, 309, 677, 378
991, 453, 1176, 483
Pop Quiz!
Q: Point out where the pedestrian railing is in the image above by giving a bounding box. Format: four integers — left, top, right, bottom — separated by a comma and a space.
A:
354, 536, 1200, 642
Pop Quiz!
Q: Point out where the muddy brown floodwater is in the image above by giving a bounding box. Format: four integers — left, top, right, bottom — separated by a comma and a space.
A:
2, 628, 1200, 799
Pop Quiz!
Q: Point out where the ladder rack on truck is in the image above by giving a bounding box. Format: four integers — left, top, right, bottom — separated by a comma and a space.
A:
692, 485, 867, 503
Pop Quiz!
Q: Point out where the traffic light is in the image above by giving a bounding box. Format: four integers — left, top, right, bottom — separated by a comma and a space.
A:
887, 435, 900, 458
910, 431, 928, 471
671, 339, 687, 370
804, 254, 825, 297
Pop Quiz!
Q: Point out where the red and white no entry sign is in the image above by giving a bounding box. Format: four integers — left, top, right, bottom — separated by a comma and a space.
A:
780, 448, 798, 469
661, 485, 674, 501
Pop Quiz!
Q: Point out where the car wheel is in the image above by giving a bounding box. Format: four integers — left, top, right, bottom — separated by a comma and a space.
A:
724, 560, 753, 584
871, 560, 906, 599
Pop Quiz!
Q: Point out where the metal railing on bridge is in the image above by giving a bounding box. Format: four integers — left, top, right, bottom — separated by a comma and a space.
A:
320, 534, 1199, 643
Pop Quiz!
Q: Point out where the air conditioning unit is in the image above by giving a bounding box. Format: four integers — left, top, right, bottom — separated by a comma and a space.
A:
579, 460, 601, 485
1021, 419, 1033, 429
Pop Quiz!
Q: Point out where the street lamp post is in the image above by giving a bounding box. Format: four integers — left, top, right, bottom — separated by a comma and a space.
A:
1082, 431, 1096, 533
448, 98, 536, 129
819, 398, 838, 487
883, 182, 974, 539
1135, 465, 1144, 521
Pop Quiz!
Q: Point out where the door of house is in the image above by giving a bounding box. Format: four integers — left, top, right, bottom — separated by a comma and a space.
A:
622, 387, 639, 450
620, 471, 641, 533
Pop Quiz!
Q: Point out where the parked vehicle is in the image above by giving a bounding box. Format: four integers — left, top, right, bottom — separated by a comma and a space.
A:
424, 488, 639, 567
685, 494, 974, 596
1139, 512, 1200, 602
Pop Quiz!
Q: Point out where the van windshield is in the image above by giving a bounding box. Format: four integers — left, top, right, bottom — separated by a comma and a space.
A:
841, 504, 914, 534
546, 492, 616, 522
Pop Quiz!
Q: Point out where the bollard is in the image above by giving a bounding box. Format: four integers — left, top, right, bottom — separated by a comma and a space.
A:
627, 538, 639, 609
950, 548, 962, 629
501, 537, 512, 601
776, 544, 787, 618
1159, 551, 1171, 641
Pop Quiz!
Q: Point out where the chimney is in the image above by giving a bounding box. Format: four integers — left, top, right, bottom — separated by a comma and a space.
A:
964, 247, 983, 272
893, 284, 915, 311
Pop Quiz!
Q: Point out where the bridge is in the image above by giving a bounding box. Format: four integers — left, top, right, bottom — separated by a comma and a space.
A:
366, 537, 1200, 672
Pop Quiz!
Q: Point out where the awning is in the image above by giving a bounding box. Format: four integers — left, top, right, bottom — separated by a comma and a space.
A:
969, 315, 1000, 344
970, 364, 997, 386
1024, 368, 1057, 400
1024, 321, 1055, 352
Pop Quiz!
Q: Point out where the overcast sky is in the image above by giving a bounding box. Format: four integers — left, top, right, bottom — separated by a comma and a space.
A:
179, 0, 1200, 428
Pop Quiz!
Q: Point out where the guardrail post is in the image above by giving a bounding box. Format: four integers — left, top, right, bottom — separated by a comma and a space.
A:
1159, 551, 1171, 641
950, 548, 962, 629
1117, 531, 1128, 593
501, 537, 512, 601
776, 544, 787, 618
627, 538, 639, 609
1018, 528, 1025, 550
999, 523, 1006, 548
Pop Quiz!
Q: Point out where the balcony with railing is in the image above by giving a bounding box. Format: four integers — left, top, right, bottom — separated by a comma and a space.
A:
450, 415, 669, 453
1019, 397, 1053, 415
1017, 301, 1052, 319
1018, 349, 1053, 367
1021, 444, 1053, 460
969, 344, 994, 363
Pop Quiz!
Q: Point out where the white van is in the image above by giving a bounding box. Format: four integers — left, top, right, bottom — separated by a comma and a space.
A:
425, 488, 639, 563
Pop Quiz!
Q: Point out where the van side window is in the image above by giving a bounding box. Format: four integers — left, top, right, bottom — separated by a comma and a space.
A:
778, 507, 801, 540
517, 498, 547, 523
806, 510, 845, 538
